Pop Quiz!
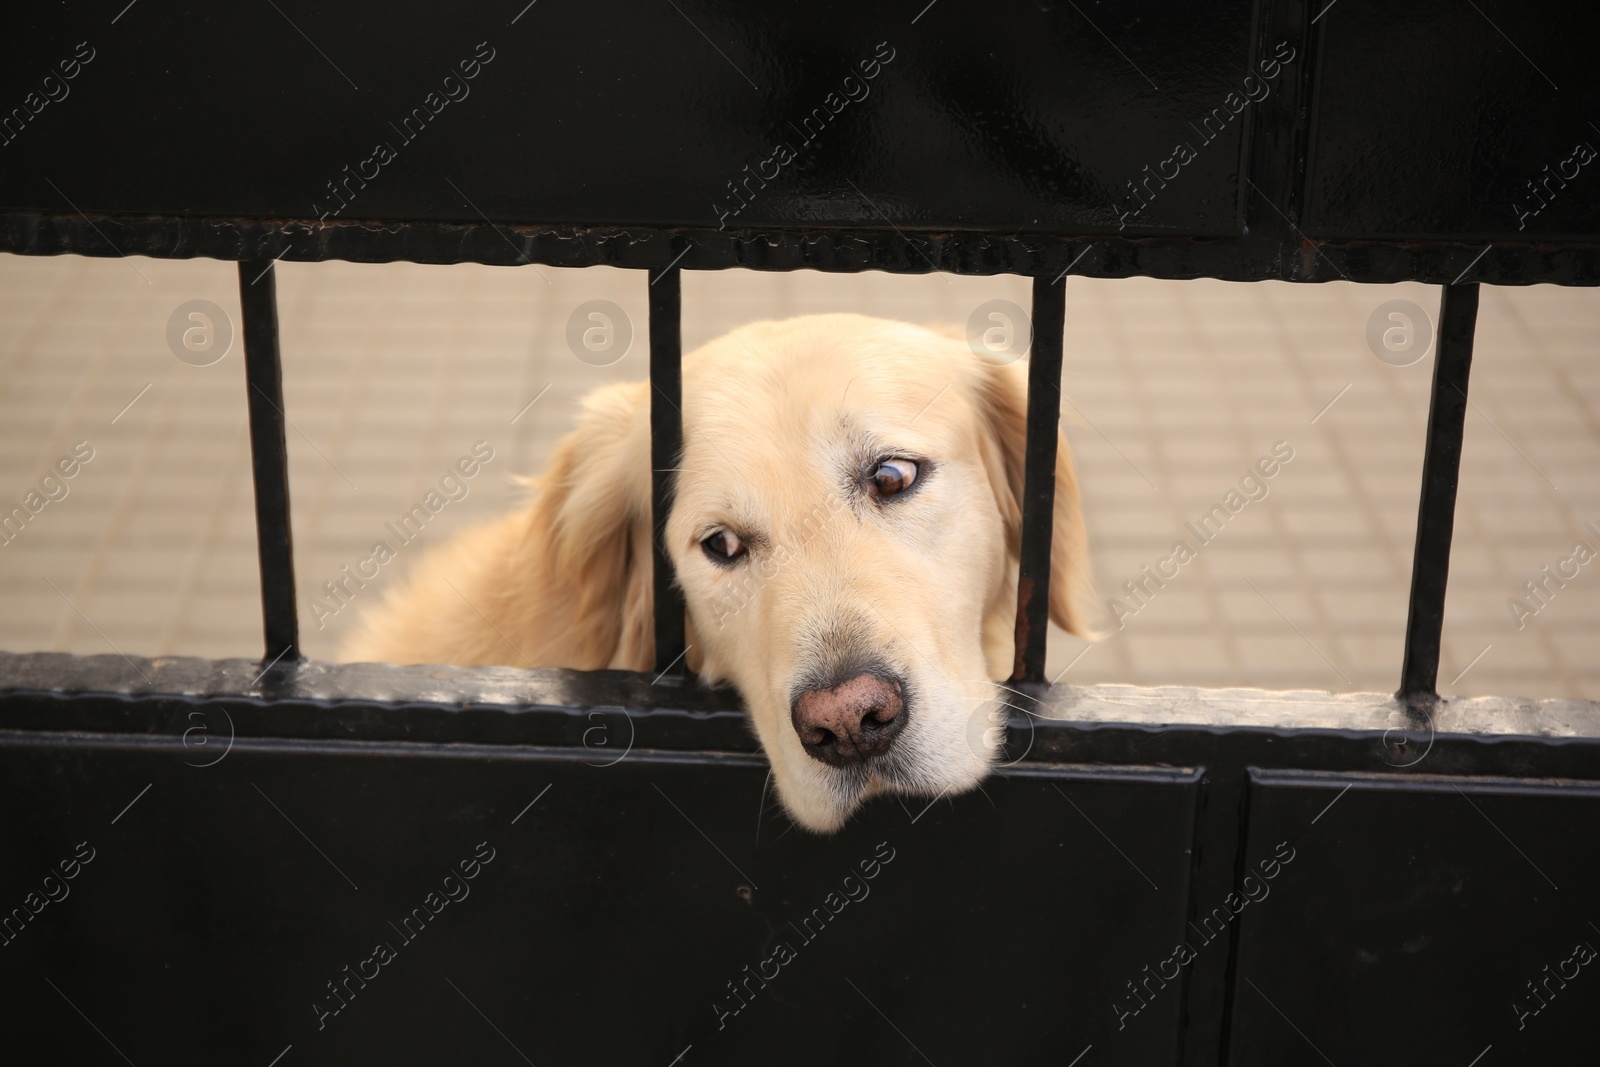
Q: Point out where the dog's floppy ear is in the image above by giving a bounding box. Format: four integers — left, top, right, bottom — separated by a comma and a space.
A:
516, 379, 656, 671
972, 356, 1099, 639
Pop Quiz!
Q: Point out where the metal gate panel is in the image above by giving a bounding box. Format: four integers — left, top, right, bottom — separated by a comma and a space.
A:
0, 715, 1202, 1063
1302, 0, 1600, 239
0, 0, 1255, 235
6, 3, 1598, 281
5, 653, 1599, 1063
1229, 771, 1600, 1066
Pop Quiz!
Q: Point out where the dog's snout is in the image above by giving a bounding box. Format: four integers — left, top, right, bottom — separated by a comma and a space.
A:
791, 673, 907, 766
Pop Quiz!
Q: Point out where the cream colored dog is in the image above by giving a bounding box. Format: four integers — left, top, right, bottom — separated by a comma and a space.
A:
342, 313, 1094, 832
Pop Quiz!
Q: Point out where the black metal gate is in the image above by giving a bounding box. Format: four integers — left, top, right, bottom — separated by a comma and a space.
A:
2, 2, 1597, 1064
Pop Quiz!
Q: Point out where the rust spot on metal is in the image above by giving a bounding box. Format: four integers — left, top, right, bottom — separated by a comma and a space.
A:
1010, 575, 1035, 683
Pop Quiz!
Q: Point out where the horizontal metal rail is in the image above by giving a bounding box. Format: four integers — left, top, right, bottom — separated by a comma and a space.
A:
3, 212, 1595, 286
3, 651, 1599, 770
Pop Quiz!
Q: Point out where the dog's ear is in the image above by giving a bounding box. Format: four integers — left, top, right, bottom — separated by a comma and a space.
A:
972, 356, 1099, 640
516, 380, 656, 671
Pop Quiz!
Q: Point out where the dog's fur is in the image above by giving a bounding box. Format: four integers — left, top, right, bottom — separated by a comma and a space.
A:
342, 314, 1094, 831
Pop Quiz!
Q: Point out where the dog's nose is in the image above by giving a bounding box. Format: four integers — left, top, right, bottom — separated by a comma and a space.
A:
791, 673, 906, 766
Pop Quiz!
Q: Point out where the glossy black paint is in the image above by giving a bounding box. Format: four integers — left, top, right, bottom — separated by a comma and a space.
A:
0, 733, 1202, 1064
237, 261, 301, 665
1400, 284, 1479, 703
1, 2, 1596, 282
650, 264, 688, 675
1303, 0, 1600, 240
0, 1, 1254, 235
1231, 772, 1600, 1064
1012, 274, 1065, 684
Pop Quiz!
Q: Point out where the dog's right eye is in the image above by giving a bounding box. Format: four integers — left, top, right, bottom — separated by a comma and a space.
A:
701, 530, 746, 564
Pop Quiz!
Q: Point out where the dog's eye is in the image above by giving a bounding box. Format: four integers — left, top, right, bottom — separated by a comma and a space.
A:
701, 530, 746, 564
870, 459, 919, 498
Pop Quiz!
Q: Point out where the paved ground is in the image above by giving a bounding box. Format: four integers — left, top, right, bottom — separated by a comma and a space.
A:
0, 254, 1595, 699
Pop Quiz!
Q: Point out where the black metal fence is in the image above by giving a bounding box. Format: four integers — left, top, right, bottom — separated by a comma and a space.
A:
209, 260, 1496, 705
3, 2, 1598, 1064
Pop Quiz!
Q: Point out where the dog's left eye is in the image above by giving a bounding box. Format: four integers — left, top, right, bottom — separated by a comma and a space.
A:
870, 459, 919, 498
701, 529, 746, 564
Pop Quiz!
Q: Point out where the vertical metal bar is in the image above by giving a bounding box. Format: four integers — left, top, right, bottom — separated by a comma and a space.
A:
649, 263, 687, 675
1399, 283, 1480, 701
237, 261, 300, 664
1011, 273, 1066, 684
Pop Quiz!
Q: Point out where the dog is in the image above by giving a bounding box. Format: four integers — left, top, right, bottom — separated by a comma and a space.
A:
341, 313, 1096, 832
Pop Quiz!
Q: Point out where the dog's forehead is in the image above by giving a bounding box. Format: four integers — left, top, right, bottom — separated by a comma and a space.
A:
681, 316, 965, 457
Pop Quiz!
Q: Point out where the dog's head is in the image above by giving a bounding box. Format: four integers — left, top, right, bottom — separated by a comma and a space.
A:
542, 314, 1094, 831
